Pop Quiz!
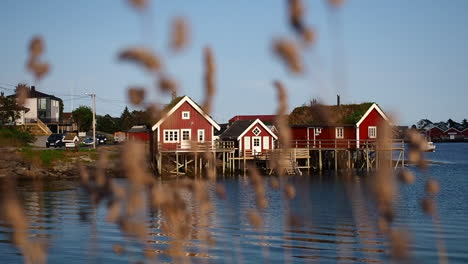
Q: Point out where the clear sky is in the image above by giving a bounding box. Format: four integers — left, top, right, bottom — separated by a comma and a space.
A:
1, 0, 467, 125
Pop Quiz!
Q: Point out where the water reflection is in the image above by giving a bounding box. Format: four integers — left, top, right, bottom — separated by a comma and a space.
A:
1, 147, 468, 264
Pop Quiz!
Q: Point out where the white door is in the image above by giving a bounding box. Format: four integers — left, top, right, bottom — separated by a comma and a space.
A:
252, 136, 261, 154
181, 129, 191, 149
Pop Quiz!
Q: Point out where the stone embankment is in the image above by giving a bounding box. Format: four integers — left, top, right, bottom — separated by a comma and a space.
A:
0, 147, 120, 179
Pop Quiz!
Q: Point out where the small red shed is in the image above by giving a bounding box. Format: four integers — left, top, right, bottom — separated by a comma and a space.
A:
220, 119, 277, 155
127, 125, 150, 142
289, 103, 389, 149
151, 96, 220, 151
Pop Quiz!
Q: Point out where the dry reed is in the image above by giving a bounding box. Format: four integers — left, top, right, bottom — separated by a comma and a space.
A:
119, 47, 162, 73
273, 38, 303, 74
170, 17, 189, 52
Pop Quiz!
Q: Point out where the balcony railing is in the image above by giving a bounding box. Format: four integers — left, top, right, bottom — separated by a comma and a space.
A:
25, 117, 60, 124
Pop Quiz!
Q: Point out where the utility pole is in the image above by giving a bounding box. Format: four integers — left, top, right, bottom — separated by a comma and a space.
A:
86, 93, 96, 149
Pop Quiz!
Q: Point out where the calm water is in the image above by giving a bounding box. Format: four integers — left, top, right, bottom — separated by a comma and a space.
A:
1, 143, 467, 263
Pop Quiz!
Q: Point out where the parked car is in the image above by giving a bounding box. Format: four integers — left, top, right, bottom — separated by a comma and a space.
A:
63, 134, 80, 149
83, 137, 94, 146
46, 134, 65, 148
96, 134, 108, 144
113, 132, 126, 144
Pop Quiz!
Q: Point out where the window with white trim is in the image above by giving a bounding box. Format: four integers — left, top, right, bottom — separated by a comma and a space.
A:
336, 127, 344, 139
252, 127, 261, 136
253, 138, 260, 147
198, 129, 205, 142
163, 130, 179, 143
39, 98, 47, 109
244, 136, 251, 150
368, 126, 377, 138
263, 136, 269, 149
182, 111, 190, 119
182, 130, 190, 140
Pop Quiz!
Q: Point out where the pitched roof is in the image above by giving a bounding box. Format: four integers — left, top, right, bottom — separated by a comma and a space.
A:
220, 119, 278, 140
289, 102, 388, 127
151, 96, 221, 131
7, 86, 62, 101
214, 123, 229, 136
128, 125, 149, 133
229, 115, 276, 124
220, 120, 255, 139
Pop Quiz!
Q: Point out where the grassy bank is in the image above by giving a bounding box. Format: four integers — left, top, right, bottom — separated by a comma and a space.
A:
0, 127, 35, 147
19, 147, 98, 167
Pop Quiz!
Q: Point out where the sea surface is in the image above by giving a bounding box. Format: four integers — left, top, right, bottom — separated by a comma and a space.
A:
0, 143, 467, 263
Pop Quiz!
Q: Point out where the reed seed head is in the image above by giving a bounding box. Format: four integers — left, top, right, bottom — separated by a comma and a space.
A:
127, 87, 146, 105
273, 38, 303, 74
119, 47, 162, 73
171, 17, 189, 52
128, 0, 148, 11
425, 179, 440, 195
247, 210, 263, 229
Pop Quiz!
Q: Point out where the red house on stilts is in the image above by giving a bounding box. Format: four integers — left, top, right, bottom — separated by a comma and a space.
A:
150, 96, 221, 152
289, 102, 390, 149
219, 119, 277, 156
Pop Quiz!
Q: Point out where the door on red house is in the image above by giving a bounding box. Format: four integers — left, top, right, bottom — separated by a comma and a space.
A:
252, 136, 261, 155
181, 129, 191, 149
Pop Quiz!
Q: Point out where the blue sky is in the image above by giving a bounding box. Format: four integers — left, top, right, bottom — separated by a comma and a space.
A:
1, 0, 467, 125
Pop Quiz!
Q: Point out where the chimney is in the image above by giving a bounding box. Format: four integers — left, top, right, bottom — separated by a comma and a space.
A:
31, 86, 35, 92
337, 94, 340, 106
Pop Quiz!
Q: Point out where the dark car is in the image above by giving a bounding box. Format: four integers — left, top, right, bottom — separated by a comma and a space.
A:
96, 134, 108, 145
46, 133, 65, 148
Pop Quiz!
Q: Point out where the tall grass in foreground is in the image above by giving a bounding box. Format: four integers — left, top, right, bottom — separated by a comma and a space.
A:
0, 1, 447, 264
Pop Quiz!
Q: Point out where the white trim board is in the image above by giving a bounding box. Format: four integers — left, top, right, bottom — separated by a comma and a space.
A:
151, 96, 221, 131
236, 119, 278, 141
356, 103, 390, 128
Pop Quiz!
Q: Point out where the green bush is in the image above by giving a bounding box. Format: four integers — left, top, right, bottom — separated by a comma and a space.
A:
0, 127, 36, 146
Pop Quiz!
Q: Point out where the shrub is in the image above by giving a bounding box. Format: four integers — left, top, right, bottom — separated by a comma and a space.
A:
0, 127, 36, 146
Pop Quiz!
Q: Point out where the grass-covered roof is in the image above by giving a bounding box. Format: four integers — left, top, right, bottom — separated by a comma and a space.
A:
288, 102, 375, 126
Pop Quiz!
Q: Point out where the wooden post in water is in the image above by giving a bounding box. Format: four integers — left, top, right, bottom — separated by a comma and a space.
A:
176, 152, 179, 176
319, 142, 322, 171
402, 139, 405, 168
334, 140, 338, 171
366, 142, 370, 172
195, 152, 198, 176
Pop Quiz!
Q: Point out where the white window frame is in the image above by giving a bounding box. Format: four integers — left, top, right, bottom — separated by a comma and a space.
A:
163, 129, 179, 143
39, 98, 47, 109
263, 136, 269, 149
197, 129, 205, 142
253, 137, 260, 147
368, 126, 377, 139
244, 136, 251, 150
182, 111, 190, 120
336, 127, 344, 139
252, 126, 261, 136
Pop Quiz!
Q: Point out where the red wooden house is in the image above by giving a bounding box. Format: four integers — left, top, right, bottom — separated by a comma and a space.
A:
220, 119, 277, 155
289, 103, 390, 149
443, 127, 462, 140
151, 96, 220, 151
427, 126, 445, 141
462, 128, 468, 139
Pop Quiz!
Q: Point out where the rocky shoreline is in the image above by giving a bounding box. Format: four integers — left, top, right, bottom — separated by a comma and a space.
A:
0, 147, 119, 179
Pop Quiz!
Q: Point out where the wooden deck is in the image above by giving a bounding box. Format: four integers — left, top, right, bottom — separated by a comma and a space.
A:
153, 139, 406, 175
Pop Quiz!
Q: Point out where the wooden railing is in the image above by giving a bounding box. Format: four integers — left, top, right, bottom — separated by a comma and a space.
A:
285, 139, 405, 150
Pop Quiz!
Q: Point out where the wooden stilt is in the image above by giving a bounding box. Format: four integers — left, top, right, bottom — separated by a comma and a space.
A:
176, 152, 179, 176
334, 150, 338, 171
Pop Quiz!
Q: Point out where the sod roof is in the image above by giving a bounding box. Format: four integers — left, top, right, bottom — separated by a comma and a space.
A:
288, 102, 375, 126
